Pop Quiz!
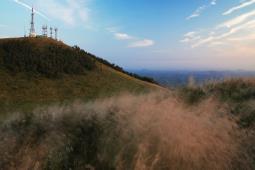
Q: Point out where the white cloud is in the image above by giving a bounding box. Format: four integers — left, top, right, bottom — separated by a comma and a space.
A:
219, 10, 255, 28
223, 0, 255, 15
179, 1, 255, 69
114, 33, 133, 40
183, 4, 255, 49
187, 0, 217, 20
107, 27, 155, 48
180, 31, 201, 42
211, 0, 217, 5
185, 19, 255, 48
187, 5, 207, 20
129, 39, 155, 48
184, 31, 196, 37
35, 0, 90, 26
12, 0, 50, 20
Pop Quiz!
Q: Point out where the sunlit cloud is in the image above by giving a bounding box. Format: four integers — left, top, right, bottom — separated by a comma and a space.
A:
219, 10, 255, 28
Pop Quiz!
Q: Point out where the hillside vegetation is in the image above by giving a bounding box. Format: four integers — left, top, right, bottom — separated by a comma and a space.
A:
0, 38, 159, 112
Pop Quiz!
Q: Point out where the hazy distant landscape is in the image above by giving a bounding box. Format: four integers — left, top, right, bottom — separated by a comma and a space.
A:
134, 70, 255, 87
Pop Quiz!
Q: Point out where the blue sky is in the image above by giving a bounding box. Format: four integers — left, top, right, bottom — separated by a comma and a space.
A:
1, 0, 255, 70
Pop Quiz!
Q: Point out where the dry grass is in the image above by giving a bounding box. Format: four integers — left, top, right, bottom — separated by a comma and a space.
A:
94, 93, 248, 170
0, 92, 252, 170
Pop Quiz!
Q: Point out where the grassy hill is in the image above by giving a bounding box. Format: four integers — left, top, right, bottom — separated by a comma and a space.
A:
1, 37, 254, 170
0, 37, 160, 112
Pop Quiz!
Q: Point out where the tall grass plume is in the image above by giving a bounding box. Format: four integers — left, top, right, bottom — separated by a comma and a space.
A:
0, 92, 252, 170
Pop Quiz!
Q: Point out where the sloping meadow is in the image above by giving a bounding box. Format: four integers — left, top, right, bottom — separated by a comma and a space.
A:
0, 92, 253, 170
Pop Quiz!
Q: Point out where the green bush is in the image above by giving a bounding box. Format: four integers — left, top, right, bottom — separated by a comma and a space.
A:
179, 87, 206, 104
205, 79, 255, 102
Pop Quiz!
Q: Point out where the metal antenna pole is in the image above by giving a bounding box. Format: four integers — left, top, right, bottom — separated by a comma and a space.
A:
29, 7, 36, 37
54, 28, 58, 40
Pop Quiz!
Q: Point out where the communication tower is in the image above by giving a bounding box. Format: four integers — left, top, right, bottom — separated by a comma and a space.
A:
42, 25, 48, 37
29, 7, 36, 37
54, 28, 58, 40
50, 27, 53, 38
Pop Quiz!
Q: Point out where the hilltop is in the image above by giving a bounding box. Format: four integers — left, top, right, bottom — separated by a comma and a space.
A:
0, 37, 159, 112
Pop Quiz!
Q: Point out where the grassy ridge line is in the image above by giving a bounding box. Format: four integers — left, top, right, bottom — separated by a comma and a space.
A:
0, 37, 159, 86
0, 37, 157, 84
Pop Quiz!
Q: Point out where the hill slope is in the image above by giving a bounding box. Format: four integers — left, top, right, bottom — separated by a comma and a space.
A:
0, 37, 159, 112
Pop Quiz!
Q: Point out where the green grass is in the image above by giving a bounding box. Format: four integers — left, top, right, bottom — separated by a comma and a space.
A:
0, 67, 157, 115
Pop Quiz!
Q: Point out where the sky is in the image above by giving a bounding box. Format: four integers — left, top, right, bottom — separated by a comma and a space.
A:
0, 0, 255, 71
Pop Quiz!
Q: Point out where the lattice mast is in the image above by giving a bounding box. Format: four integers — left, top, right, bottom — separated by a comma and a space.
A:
29, 7, 36, 37
54, 28, 58, 40
42, 25, 48, 37
50, 27, 53, 38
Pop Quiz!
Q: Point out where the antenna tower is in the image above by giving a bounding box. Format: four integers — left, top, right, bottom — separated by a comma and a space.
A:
29, 7, 36, 37
42, 25, 48, 37
54, 28, 58, 40
50, 27, 53, 38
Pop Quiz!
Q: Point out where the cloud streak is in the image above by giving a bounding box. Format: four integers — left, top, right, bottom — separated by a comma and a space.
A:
12, 0, 91, 26
180, 31, 201, 43
182, 0, 255, 51
187, 0, 217, 20
219, 10, 255, 28
182, 14, 255, 49
187, 5, 207, 20
223, 0, 255, 15
12, 0, 50, 20
35, 0, 90, 26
